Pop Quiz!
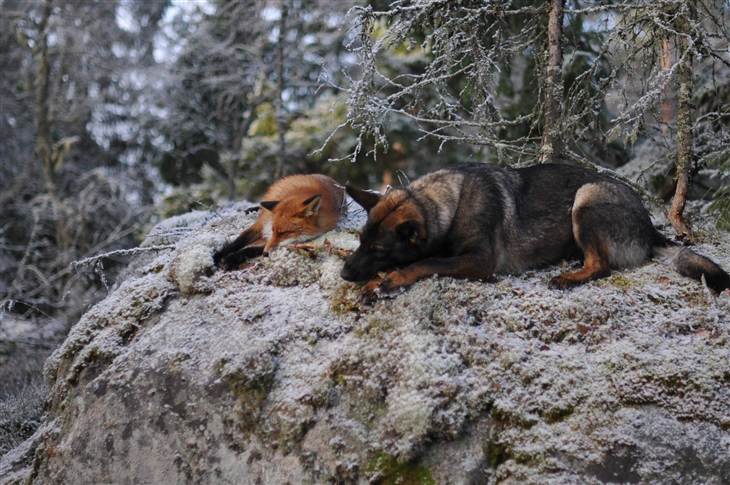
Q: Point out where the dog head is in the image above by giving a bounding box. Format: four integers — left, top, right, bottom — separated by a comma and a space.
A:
340, 185, 427, 282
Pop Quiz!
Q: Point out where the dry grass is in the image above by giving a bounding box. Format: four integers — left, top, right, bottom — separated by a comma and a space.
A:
0, 341, 50, 456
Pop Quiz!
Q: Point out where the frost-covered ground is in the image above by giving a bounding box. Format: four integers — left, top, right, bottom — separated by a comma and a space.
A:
2, 200, 729, 484
0, 316, 64, 461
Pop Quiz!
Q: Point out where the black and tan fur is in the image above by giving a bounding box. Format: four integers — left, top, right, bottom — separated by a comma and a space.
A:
341, 163, 730, 301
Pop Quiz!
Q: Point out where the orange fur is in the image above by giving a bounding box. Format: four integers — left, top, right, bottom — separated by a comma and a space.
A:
215, 174, 345, 270
256, 174, 344, 254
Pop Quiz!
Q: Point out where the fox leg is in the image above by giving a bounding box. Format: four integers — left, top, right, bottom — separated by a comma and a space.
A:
217, 238, 266, 270
360, 253, 494, 303
215, 224, 263, 270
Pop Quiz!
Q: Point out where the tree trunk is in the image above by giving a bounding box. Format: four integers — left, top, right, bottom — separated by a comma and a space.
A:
667, 11, 693, 240
33, 0, 71, 266
539, 0, 564, 163
228, 106, 260, 200
274, 0, 289, 179
659, 38, 674, 138
34, 0, 54, 196
229, 75, 266, 200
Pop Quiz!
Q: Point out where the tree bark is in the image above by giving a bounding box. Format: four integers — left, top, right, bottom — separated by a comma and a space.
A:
659, 38, 674, 138
274, 0, 289, 179
34, 0, 54, 196
539, 0, 564, 163
229, 75, 266, 200
668, 10, 693, 240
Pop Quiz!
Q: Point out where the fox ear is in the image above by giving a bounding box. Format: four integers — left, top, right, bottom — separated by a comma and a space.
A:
260, 200, 279, 211
302, 194, 322, 216
346, 185, 381, 212
395, 220, 421, 244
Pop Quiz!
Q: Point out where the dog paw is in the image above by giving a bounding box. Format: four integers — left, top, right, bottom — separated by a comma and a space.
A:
549, 275, 575, 290
358, 274, 389, 304
358, 272, 409, 304
358, 282, 381, 305
378, 271, 406, 293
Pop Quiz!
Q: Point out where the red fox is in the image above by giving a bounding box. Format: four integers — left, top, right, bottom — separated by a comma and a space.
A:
215, 174, 344, 270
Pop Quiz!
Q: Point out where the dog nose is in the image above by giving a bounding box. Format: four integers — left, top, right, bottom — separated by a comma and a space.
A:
340, 264, 356, 281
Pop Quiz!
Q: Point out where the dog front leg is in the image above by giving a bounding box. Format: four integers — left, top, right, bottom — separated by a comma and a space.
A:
361, 253, 495, 303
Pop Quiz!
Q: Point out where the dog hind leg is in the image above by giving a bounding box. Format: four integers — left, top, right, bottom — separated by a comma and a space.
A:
550, 182, 653, 289
549, 243, 610, 289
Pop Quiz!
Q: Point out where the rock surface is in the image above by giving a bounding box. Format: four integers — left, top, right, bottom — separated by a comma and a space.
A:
3, 201, 730, 484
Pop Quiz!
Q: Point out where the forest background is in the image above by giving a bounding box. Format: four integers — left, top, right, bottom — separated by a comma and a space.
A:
1, 0, 730, 456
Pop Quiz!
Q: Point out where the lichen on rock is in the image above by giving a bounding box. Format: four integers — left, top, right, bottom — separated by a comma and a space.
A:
3, 201, 730, 485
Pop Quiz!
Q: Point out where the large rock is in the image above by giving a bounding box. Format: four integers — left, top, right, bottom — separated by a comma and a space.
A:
3, 203, 730, 484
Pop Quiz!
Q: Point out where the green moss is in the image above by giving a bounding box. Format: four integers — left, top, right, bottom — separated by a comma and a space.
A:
330, 284, 360, 315
147, 263, 165, 274
709, 191, 730, 231
248, 103, 277, 136
354, 316, 393, 338
264, 251, 322, 287
328, 357, 389, 426
485, 441, 511, 469
365, 452, 435, 485
214, 360, 276, 432
543, 404, 575, 423
491, 405, 538, 429
603, 360, 623, 372
679, 289, 709, 308
159, 188, 216, 218
605, 274, 634, 290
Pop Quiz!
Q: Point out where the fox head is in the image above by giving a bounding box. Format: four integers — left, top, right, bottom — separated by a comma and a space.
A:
340, 185, 428, 282
260, 194, 323, 255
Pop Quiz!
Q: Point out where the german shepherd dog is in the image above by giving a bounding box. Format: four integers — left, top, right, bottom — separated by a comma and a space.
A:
341, 163, 730, 302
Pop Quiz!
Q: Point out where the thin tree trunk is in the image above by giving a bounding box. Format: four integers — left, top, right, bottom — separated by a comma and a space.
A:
539, 0, 564, 163
668, 21, 693, 240
34, 0, 54, 196
229, 75, 266, 199
659, 38, 674, 138
274, 0, 288, 179
34, 0, 70, 268
228, 107, 260, 199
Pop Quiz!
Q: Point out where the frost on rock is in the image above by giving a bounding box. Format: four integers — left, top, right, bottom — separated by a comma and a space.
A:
6, 201, 730, 485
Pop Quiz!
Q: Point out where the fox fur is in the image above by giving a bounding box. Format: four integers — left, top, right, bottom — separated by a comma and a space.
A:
341, 163, 730, 301
215, 174, 344, 270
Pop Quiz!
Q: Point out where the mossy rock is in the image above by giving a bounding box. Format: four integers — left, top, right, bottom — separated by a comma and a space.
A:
365, 452, 435, 485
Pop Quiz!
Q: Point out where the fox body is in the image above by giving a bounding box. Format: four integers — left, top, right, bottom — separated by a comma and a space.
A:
341, 163, 730, 300
215, 174, 344, 270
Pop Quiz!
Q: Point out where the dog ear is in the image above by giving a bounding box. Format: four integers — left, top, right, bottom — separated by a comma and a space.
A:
260, 200, 279, 211
395, 220, 420, 244
301, 194, 322, 216
346, 185, 381, 212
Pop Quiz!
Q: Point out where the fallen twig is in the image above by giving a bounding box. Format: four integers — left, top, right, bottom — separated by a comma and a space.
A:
71, 245, 176, 269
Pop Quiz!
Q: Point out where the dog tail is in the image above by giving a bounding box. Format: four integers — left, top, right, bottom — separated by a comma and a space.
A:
652, 232, 730, 293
